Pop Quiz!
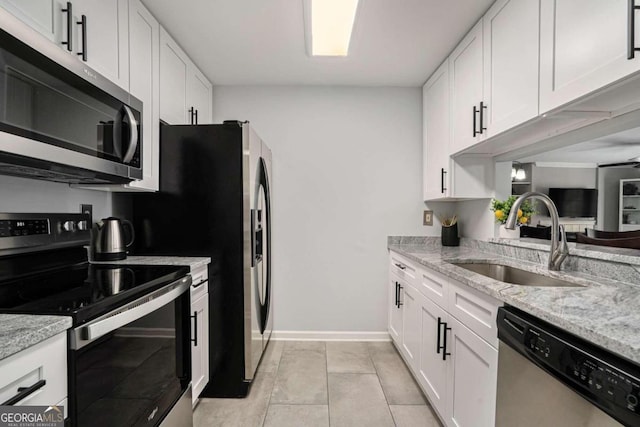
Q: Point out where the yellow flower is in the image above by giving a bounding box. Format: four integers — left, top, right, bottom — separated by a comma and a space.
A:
495, 210, 505, 220
519, 216, 528, 224
517, 209, 523, 218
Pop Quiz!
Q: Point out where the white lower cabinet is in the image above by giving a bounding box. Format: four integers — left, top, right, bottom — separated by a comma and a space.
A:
388, 275, 403, 345
388, 251, 501, 427
417, 292, 448, 412
445, 316, 498, 427
190, 266, 209, 405
401, 283, 421, 371
0, 332, 68, 418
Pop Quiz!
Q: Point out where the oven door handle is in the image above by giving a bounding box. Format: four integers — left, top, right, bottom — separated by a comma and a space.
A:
121, 105, 139, 164
70, 276, 191, 350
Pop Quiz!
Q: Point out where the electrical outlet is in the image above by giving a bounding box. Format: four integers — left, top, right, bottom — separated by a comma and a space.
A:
81, 204, 93, 223
423, 210, 433, 226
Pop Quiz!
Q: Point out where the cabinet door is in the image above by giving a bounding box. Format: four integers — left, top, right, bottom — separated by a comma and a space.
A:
483, 0, 539, 137
401, 283, 420, 372
540, 0, 640, 114
73, 0, 129, 89
445, 317, 498, 427
188, 66, 213, 124
423, 61, 451, 201
126, 0, 159, 192
191, 292, 209, 403
0, 0, 66, 45
450, 20, 484, 154
388, 275, 403, 346
160, 27, 189, 124
417, 293, 448, 418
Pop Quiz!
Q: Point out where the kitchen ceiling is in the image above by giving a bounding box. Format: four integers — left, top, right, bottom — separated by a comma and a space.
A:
141, 0, 493, 86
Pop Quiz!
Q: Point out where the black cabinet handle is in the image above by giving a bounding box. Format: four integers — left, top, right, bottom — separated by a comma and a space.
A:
442, 322, 452, 361
2, 380, 46, 406
397, 284, 403, 307
194, 109, 198, 125
191, 311, 198, 346
394, 263, 406, 270
77, 14, 87, 61
479, 101, 487, 134
441, 168, 447, 194
395, 282, 399, 308
473, 105, 479, 137
629, 0, 640, 59
61, 2, 72, 51
436, 317, 443, 354
188, 107, 194, 124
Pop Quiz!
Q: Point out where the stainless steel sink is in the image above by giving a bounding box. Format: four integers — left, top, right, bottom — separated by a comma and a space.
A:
452, 263, 582, 287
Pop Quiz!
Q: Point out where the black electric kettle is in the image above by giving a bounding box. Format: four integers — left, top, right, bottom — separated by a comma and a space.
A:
92, 217, 135, 261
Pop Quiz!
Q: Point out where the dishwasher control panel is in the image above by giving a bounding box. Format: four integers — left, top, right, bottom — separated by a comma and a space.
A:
498, 306, 640, 426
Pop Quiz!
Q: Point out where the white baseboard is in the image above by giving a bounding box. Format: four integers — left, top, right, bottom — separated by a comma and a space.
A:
271, 330, 391, 342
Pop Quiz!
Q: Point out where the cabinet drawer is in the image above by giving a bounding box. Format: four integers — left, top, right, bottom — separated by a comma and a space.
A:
418, 266, 449, 309
0, 332, 67, 408
190, 265, 208, 287
389, 252, 417, 286
447, 280, 501, 348
191, 280, 209, 303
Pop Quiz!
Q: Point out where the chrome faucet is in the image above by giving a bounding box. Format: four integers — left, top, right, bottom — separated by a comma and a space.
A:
505, 191, 569, 271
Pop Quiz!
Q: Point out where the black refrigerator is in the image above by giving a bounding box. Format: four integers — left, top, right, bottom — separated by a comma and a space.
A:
131, 121, 273, 397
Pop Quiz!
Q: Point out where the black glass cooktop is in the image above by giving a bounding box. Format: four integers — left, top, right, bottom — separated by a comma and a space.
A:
0, 262, 189, 325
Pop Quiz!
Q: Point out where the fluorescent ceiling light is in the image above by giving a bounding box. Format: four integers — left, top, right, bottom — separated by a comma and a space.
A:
309, 0, 359, 56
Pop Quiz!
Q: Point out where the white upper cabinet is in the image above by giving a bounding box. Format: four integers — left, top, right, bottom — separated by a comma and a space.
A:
160, 27, 213, 125
126, 0, 159, 191
0, 0, 129, 89
423, 59, 494, 201
0, 0, 66, 45
540, 0, 640, 114
72, 0, 129, 89
423, 61, 451, 200
483, 0, 540, 137
189, 66, 213, 125
449, 20, 484, 154
160, 27, 189, 124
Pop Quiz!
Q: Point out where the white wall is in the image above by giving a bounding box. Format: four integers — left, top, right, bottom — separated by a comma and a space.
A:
0, 175, 114, 219
212, 86, 433, 333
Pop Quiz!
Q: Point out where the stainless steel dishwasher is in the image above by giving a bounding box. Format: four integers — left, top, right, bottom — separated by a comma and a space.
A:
496, 306, 640, 427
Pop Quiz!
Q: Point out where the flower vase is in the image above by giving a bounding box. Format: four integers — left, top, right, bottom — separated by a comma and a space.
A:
499, 225, 520, 239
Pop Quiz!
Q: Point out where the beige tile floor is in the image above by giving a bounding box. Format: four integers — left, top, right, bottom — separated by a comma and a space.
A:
194, 341, 443, 427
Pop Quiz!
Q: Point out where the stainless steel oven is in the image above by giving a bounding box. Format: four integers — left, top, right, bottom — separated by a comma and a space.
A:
69, 275, 193, 427
0, 9, 142, 184
0, 212, 193, 426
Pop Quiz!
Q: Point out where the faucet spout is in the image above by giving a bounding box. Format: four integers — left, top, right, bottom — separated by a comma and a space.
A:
504, 191, 569, 271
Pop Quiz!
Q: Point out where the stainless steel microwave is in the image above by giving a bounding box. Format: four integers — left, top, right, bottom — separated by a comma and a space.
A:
0, 10, 142, 184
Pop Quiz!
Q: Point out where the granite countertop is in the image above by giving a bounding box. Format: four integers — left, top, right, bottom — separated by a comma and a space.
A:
0, 314, 72, 361
91, 255, 211, 270
388, 237, 640, 365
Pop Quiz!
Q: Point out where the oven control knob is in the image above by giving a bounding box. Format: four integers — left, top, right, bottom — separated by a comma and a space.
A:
77, 220, 89, 231
62, 221, 76, 232
627, 394, 638, 407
